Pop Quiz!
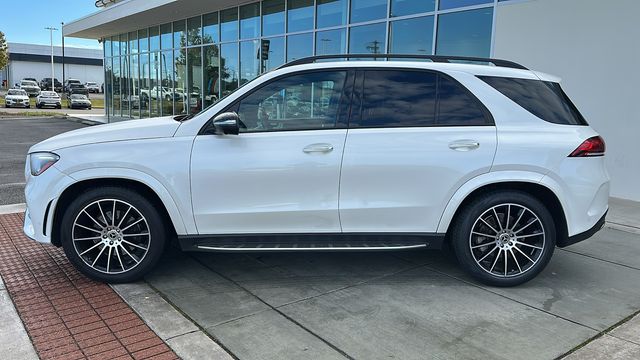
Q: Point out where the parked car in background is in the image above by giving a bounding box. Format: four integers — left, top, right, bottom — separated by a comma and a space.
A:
86, 82, 100, 93
36, 91, 62, 109
41, 78, 63, 92
67, 94, 92, 109
4, 89, 30, 108
68, 84, 89, 97
64, 79, 82, 93
19, 80, 41, 97
121, 94, 141, 109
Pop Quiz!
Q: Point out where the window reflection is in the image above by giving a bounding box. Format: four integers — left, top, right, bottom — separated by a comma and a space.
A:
138, 29, 149, 53
173, 20, 186, 48
204, 45, 220, 106
220, 43, 239, 98
263, 0, 285, 36
349, 23, 386, 55
139, 53, 150, 117
121, 55, 130, 117
317, 0, 347, 29
440, 0, 492, 11
436, 8, 493, 57
262, 37, 285, 71
149, 26, 160, 52
120, 33, 128, 56
128, 31, 137, 54
112, 57, 120, 115
287, 0, 313, 32
105, 38, 112, 57
112, 36, 120, 57
287, 33, 313, 61
150, 52, 161, 117
130, 54, 140, 117
221, 8, 239, 42
174, 49, 187, 114
391, 0, 435, 17
203, 12, 219, 44
161, 50, 174, 115
316, 28, 346, 55
351, 0, 387, 24
389, 16, 434, 54
160, 24, 172, 50
187, 48, 202, 114
240, 3, 260, 39
187, 16, 202, 46
240, 40, 260, 85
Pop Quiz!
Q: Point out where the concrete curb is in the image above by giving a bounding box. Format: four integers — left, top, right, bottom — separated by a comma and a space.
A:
0, 274, 39, 360
111, 282, 234, 360
65, 116, 103, 126
0, 204, 25, 215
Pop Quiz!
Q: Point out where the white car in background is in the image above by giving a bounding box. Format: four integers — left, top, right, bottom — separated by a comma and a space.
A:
23, 55, 609, 287
36, 91, 62, 109
85, 82, 101, 93
4, 89, 30, 108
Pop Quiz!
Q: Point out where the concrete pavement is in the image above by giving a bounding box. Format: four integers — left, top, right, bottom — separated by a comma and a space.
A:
0, 274, 38, 360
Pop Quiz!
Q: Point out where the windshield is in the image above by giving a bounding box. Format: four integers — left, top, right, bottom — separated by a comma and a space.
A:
70, 94, 87, 99
8, 90, 27, 96
41, 91, 58, 97
21, 81, 37, 86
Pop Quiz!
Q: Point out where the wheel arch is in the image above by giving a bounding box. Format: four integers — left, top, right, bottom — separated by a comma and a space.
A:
51, 177, 182, 247
439, 176, 568, 247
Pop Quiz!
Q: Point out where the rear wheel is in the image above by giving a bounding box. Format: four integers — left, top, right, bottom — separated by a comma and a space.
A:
60, 187, 167, 283
451, 190, 555, 287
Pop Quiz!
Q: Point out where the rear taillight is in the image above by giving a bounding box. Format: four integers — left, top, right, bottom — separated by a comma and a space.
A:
569, 136, 606, 157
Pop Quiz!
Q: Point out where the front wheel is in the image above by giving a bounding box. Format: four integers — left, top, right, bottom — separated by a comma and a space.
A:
451, 190, 556, 287
60, 187, 167, 283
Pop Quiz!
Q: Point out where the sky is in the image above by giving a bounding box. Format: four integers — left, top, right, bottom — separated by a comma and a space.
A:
0, 0, 102, 49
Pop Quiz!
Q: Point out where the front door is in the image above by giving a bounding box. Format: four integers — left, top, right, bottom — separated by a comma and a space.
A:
190, 70, 352, 234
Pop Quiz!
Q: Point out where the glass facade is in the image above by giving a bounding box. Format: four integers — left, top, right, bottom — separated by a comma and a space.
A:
103, 0, 500, 120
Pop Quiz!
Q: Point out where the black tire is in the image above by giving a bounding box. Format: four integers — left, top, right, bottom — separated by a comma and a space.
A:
60, 186, 167, 283
450, 190, 556, 287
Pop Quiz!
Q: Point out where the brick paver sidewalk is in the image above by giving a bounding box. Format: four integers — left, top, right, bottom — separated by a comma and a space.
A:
0, 212, 179, 360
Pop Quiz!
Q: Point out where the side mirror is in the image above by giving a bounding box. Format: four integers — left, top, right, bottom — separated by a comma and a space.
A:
212, 112, 240, 135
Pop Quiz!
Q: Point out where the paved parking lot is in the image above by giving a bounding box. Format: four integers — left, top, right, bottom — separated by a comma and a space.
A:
0, 117, 87, 205
144, 228, 640, 360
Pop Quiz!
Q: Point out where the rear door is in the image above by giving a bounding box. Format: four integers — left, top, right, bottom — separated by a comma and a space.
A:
339, 69, 497, 233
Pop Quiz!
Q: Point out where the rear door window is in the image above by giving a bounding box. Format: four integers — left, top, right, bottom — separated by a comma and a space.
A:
479, 76, 588, 125
353, 69, 491, 128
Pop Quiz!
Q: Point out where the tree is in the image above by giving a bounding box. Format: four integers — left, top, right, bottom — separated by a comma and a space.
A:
0, 31, 8, 71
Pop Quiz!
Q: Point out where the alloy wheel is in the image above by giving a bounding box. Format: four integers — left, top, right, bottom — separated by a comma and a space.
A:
469, 203, 545, 278
72, 199, 151, 274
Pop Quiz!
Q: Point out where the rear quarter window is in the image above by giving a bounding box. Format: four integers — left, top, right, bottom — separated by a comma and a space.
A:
479, 76, 588, 125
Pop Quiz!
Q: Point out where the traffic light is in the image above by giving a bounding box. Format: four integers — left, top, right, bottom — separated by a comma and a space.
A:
260, 39, 270, 60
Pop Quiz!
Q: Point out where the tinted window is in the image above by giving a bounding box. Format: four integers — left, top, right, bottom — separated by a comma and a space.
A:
236, 71, 346, 132
391, 0, 435, 17
437, 76, 488, 125
479, 76, 588, 125
354, 70, 489, 128
350, 0, 387, 23
355, 70, 437, 127
436, 8, 493, 57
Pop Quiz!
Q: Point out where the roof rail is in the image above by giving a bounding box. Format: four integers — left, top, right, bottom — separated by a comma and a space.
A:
277, 54, 528, 70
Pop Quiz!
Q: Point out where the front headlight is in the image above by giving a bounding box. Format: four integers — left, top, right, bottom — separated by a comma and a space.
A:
29, 152, 60, 176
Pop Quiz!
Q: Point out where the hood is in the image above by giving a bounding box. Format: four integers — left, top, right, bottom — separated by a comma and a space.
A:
29, 116, 181, 153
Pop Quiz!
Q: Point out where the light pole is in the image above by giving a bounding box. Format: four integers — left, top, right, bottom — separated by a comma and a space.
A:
61, 22, 65, 90
45, 27, 58, 91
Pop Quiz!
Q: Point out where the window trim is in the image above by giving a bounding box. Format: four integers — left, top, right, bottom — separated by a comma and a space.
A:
199, 68, 355, 135
350, 67, 494, 129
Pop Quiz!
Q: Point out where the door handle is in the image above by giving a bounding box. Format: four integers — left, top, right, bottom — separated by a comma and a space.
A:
449, 140, 480, 151
303, 143, 334, 153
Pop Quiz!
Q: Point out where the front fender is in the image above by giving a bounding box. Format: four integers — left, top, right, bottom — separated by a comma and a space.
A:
64, 168, 190, 235
436, 171, 570, 234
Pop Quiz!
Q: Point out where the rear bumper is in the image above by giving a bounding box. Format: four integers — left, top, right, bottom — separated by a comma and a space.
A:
557, 211, 607, 248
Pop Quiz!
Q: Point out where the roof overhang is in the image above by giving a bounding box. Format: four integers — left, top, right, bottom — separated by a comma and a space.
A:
64, 0, 244, 40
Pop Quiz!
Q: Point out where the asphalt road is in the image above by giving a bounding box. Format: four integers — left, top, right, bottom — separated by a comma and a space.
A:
0, 117, 87, 205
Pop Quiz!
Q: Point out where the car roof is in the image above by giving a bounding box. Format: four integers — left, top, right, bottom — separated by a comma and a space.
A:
280, 60, 560, 82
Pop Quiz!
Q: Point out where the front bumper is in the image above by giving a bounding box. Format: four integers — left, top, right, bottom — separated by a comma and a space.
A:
557, 211, 607, 248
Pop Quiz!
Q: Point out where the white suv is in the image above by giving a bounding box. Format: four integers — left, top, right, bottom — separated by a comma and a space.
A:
23, 55, 609, 286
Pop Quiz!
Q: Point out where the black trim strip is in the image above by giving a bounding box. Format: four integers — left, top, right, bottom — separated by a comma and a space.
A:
558, 211, 607, 248
9, 53, 103, 66
42, 200, 53, 237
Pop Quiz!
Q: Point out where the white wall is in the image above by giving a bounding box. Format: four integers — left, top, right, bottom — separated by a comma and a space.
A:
9, 61, 104, 87
493, 0, 640, 202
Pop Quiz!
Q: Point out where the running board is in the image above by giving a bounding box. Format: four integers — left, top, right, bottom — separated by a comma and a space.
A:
178, 233, 445, 252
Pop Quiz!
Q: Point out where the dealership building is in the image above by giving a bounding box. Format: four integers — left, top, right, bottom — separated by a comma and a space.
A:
64, 0, 639, 202
0, 43, 103, 88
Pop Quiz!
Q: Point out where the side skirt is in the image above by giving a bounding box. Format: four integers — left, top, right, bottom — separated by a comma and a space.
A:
178, 233, 446, 252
